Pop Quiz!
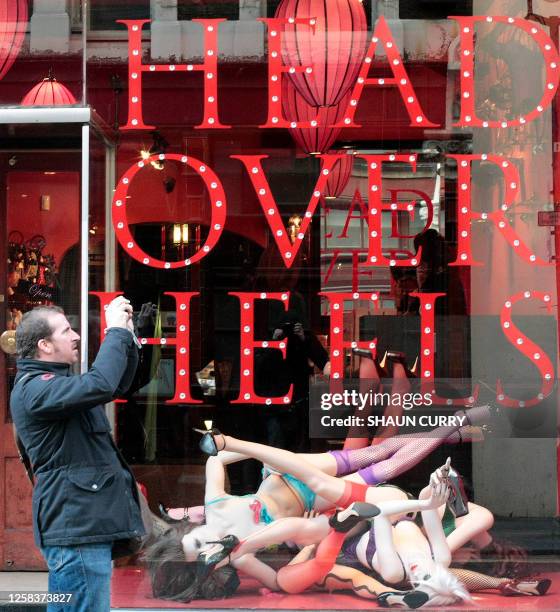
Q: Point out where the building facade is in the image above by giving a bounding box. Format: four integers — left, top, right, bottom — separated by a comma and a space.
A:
0, 0, 558, 605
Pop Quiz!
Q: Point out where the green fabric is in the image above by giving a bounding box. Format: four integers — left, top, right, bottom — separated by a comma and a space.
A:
441, 505, 456, 536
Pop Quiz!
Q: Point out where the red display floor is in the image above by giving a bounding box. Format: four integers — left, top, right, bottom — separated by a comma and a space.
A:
112, 567, 559, 610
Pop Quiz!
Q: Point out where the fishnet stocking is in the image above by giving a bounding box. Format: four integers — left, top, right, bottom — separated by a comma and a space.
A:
331, 405, 492, 480
450, 568, 506, 591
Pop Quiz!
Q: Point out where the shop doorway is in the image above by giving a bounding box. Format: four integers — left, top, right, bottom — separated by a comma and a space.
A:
0, 138, 82, 570
0, 112, 118, 571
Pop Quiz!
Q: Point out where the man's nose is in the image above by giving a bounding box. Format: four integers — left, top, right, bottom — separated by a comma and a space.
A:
73, 331, 81, 341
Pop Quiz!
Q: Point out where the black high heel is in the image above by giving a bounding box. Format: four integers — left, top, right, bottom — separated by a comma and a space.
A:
197, 535, 240, 568
386, 351, 417, 378
193, 427, 225, 456
446, 467, 469, 518
158, 502, 188, 524
377, 590, 430, 608
352, 348, 388, 378
328, 502, 380, 533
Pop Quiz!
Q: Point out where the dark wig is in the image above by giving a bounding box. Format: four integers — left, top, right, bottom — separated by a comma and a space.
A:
142, 522, 240, 603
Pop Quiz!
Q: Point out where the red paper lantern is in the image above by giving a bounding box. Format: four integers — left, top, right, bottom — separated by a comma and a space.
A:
282, 78, 350, 154
275, 0, 367, 108
0, 0, 27, 81
323, 151, 354, 199
21, 75, 77, 106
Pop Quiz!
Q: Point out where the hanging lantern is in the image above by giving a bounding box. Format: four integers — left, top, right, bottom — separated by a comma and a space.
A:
0, 0, 27, 82
275, 0, 367, 108
282, 78, 350, 154
21, 72, 77, 106
323, 151, 354, 199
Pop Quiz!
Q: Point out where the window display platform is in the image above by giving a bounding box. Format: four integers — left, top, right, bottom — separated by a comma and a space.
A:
111, 567, 559, 610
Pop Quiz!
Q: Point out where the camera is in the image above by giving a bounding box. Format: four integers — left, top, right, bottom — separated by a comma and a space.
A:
281, 321, 295, 336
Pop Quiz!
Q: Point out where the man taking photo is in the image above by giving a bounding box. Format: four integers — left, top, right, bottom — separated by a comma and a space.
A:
11, 296, 145, 612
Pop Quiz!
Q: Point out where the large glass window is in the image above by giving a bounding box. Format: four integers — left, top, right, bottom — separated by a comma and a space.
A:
2, 0, 559, 605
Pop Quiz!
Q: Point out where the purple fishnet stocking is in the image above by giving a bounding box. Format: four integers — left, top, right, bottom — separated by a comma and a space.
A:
330, 405, 491, 479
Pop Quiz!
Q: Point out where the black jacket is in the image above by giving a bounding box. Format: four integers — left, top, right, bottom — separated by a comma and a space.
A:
10, 328, 145, 547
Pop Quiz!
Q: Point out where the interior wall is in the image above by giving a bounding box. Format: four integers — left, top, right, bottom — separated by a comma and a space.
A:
7, 171, 80, 266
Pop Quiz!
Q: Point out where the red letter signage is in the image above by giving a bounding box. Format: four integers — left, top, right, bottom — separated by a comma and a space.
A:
118, 19, 229, 130
112, 154, 226, 268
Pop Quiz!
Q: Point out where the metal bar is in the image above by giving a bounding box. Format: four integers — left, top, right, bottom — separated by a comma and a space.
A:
80, 124, 90, 374
105, 144, 116, 293
0, 107, 91, 124
104, 142, 117, 431
82, 0, 88, 105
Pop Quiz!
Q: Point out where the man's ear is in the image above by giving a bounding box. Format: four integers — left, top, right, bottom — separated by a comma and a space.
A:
37, 338, 52, 355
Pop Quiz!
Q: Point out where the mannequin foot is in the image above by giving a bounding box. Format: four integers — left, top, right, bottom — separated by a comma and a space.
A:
329, 502, 380, 533
446, 425, 485, 444
499, 578, 551, 596
193, 428, 226, 456
377, 590, 430, 608
386, 351, 416, 378
197, 535, 240, 571
158, 502, 188, 524
455, 404, 494, 427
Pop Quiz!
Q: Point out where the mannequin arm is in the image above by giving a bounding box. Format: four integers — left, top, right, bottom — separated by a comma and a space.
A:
231, 516, 330, 560
420, 503, 451, 567
204, 451, 254, 501
231, 554, 279, 590
373, 487, 448, 517
418, 474, 452, 566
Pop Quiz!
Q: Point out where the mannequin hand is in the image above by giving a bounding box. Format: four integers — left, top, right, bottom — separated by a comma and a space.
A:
421, 480, 450, 510
272, 328, 284, 340
105, 296, 133, 330
430, 457, 452, 488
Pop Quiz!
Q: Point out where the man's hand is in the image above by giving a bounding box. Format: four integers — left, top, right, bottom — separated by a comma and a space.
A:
293, 322, 305, 341
105, 296, 133, 330
137, 302, 157, 334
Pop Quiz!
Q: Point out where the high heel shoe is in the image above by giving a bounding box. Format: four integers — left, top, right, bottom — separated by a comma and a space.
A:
455, 404, 496, 428
445, 425, 486, 445
352, 348, 388, 379
446, 467, 469, 518
377, 590, 430, 608
386, 351, 416, 378
158, 502, 189, 524
328, 502, 380, 533
197, 535, 240, 567
499, 577, 551, 596
193, 427, 225, 456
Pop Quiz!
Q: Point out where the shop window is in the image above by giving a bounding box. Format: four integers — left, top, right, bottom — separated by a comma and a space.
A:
399, 0, 472, 19
178, 0, 240, 21
267, 0, 373, 28
89, 0, 150, 31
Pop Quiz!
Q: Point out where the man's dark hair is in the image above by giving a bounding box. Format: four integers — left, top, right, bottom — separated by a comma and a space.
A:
16, 306, 64, 359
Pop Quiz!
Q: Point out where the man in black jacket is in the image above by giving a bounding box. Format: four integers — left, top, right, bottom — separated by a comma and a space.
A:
11, 296, 145, 612
257, 309, 330, 451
